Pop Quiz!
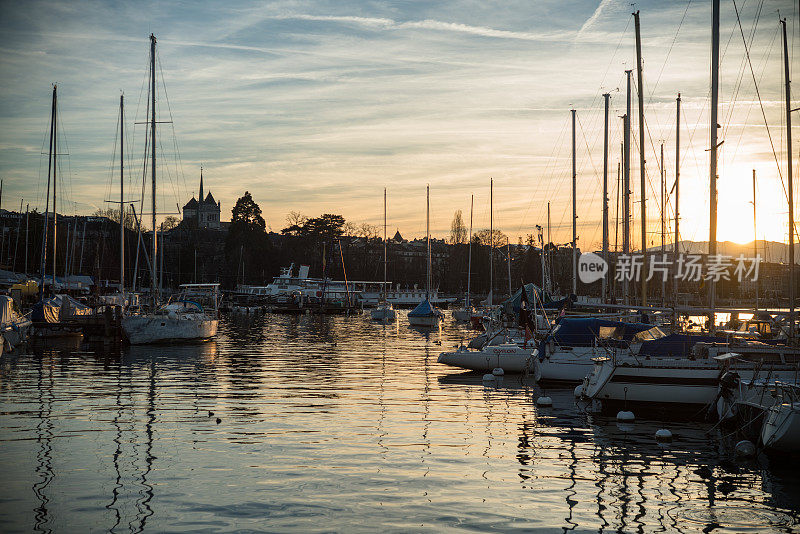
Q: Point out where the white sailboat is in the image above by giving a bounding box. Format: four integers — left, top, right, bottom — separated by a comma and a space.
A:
371, 188, 396, 322
121, 34, 218, 345
408, 185, 444, 327
452, 194, 474, 322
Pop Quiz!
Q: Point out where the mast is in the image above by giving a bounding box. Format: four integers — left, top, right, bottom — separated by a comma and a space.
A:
150, 33, 158, 304
602, 93, 610, 303
547, 201, 552, 294
120, 93, 125, 294
466, 193, 473, 307
634, 10, 647, 306
39, 85, 56, 299
709, 0, 720, 331
571, 108, 577, 295
782, 18, 795, 339
24, 204, 29, 275
52, 88, 58, 287
753, 169, 758, 311
675, 93, 681, 306
624, 69, 632, 305
660, 142, 665, 305
506, 239, 511, 298
489, 177, 493, 305
383, 187, 387, 301
426, 184, 430, 300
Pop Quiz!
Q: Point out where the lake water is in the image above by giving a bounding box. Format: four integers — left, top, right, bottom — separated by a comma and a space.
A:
1, 311, 799, 533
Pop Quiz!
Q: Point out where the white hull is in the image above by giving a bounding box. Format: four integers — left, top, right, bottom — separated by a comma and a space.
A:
370, 306, 396, 322
123, 314, 218, 344
452, 308, 473, 322
539, 348, 597, 382
408, 315, 442, 327
438, 344, 539, 376
583, 357, 800, 411
762, 403, 800, 452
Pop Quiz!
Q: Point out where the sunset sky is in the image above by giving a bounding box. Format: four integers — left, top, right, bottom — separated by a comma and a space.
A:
1, 0, 799, 250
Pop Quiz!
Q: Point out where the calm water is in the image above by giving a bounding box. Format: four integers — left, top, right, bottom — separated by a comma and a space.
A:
2, 311, 800, 533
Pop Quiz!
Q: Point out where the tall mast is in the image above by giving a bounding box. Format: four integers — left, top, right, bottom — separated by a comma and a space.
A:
489, 177, 493, 305
426, 184, 430, 300
120, 93, 125, 293
624, 70, 632, 305
753, 169, 758, 311
709, 0, 720, 331
150, 33, 158, 304
634, 10, 647, 306
602, 93, 610, 303
383, 187, 387, 301
466, 193, 473, 307
39, 85, 57, 298
674, 93, 681, 307
571, 108, 577, 295
52, 87, 58, 287
782, 18, 795, 339
660, 142, 665, 305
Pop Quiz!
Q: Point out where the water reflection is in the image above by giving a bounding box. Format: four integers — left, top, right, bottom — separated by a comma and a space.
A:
0, 314, 798, 532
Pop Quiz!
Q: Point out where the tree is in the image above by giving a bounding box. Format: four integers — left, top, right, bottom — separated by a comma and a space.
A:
286, 211, 307, 228
281, 213, 346, 241
231, 191, 266, 232
93, 207, 139, 231
474, 228, 508, 247
449, 210, 467, 244
161, 216, 180, 231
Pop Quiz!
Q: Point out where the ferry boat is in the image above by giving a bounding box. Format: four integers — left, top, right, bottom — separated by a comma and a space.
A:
235, 264, 388, 306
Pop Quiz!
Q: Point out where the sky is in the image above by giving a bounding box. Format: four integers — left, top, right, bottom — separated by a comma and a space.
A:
1, 0, 799, 250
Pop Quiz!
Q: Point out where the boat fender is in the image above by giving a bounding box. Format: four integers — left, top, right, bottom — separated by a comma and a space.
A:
547, 339, 554, 357
573, 385, 583, 398
168, 311, 178, 320
616, 411, 635, 422
655, 429, 672, 442
735, 440, 756, 457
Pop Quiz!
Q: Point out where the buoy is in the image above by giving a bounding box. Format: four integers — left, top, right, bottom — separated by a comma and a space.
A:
492, 367, 505, 376
655, 429, 672, 441
573, 385, 583, 398
616, 410, 635, 422
482, 373, 496, 382
735, 439, 756, 457
536, 396, 553, 407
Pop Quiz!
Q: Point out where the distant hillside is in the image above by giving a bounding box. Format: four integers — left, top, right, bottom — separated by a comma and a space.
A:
643, 240, 798, 264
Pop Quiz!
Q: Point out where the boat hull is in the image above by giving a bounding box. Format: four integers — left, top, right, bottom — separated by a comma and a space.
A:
438, 345, 539, 375
762, 403, 800, 452
408, 315, 441, 327
122, 315, 218, 344
452, 308, 472, 322
370, 306, 396, 322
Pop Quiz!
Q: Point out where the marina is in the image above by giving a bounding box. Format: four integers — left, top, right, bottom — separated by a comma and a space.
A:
3, 0, 800, 530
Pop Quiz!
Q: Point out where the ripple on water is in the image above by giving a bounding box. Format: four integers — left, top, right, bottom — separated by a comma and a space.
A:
670, 503, 796, 532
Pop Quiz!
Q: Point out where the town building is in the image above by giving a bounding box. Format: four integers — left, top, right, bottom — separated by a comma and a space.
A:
182, 168, 221, 229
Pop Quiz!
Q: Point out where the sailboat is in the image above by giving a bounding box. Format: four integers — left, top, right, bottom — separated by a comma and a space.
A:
121, 34, 218, 345
371, 188, 396, 322
452, 194, 474, 322
408, 185, 444, 327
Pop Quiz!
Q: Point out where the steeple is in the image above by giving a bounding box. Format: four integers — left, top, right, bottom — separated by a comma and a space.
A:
199, 166, 204, 202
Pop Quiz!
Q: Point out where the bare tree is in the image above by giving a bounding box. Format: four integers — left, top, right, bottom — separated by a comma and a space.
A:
449, 210, 467, 244
286, 211, 307, 227
473, 228, 508, 247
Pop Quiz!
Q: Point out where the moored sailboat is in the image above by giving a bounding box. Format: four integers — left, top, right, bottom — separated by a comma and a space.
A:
408, 185, 443, 327
371, 188, 396, 323
121, 34, 218, 345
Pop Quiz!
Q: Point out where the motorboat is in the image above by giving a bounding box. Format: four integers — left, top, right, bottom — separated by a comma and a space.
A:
123, 296, 218, 345
438, 342, 540, 376
371, 302, 396, 322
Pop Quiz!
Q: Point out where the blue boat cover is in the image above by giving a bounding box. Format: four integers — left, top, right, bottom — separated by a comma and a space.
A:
544, 317, 652, 347
502, 283, 574, 312
408, 299, 436, 317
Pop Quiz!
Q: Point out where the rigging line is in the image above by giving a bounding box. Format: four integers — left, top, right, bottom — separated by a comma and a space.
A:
649, 0, 693, 107
157, 51, 188, 206
733, 0, 791, 211
722, 0, 766, 141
